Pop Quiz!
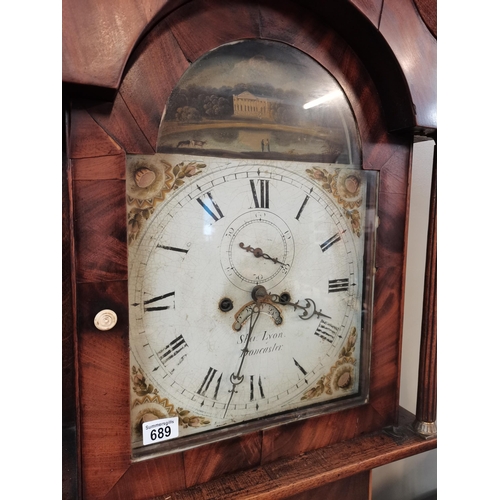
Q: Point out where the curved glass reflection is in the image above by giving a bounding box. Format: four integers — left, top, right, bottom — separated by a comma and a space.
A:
157, 40, 361, 166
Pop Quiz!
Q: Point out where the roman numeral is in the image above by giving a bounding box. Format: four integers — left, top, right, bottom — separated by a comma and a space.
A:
143, 291, 175, 311
328, 278, 349, 293
157, 335, 188, 364
293, 358, 308, 376
295, 195, 310, 220
197, 191, 224, 221
157, 244, 189, 253
250, 179, 269, 208
250, 375, 265, 400
320, 233, 341, 252
314, 320, 339, 344
197, 367, 222, 399
258, 375, 265, 398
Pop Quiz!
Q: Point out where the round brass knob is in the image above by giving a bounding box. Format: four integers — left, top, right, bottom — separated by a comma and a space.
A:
94, 309, 118, 331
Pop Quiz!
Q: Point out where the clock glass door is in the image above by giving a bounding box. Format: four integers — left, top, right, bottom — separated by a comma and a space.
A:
127, 39, 378, 460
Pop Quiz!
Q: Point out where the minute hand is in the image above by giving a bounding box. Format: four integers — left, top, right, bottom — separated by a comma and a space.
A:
224, 303, 262, 417
270, 295, 331, 320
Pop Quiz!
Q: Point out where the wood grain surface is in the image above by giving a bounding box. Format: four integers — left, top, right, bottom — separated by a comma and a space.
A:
153, 407, 436, 499
63, 0, 436, 130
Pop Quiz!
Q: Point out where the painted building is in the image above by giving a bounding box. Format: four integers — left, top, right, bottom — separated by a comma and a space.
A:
233, 91, 272, 119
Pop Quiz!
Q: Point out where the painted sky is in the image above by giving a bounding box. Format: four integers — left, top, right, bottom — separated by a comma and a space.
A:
177, 40, 344, 103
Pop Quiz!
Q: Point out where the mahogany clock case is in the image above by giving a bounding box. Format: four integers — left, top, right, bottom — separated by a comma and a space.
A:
63, 0, 433, 498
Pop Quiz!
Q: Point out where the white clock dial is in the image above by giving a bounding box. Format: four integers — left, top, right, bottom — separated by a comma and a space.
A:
128, 156, 372, 450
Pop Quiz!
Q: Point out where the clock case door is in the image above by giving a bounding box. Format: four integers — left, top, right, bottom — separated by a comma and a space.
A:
65, 0, 430, 497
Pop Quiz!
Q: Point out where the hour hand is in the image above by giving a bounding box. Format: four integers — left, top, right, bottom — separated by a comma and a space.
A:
270, 293, 331, 320
239, 242, 289, 267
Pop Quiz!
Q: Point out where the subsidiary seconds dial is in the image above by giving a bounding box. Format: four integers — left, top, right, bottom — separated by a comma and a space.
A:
221, 210, 294, 289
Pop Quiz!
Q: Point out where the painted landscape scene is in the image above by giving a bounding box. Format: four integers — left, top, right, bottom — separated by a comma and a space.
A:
157, 40, 361, 165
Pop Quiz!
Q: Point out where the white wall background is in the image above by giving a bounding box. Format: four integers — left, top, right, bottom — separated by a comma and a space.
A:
371, 140, 437, 500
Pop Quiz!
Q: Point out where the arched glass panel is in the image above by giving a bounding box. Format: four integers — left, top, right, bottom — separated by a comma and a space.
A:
157, 40, 361, 166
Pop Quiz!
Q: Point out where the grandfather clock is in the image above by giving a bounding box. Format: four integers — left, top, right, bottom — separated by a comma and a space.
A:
62, 0, 437, 498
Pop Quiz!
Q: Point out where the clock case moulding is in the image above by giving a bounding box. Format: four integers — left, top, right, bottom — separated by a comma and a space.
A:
63, 0, 437, 498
